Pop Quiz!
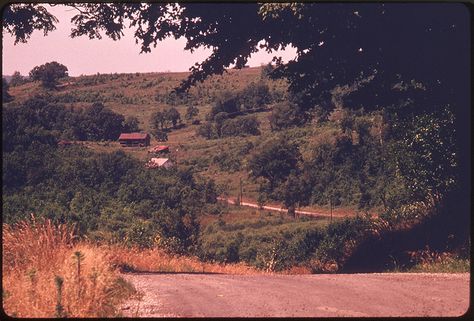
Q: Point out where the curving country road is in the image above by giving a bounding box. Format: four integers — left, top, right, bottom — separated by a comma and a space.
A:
217, 197, 342, 218
120, 272, 469, 317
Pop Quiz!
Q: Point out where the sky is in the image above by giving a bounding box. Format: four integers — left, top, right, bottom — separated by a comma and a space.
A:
2, 4, 297, 77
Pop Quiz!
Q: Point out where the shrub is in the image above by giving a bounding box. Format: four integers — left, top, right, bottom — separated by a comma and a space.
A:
221, 115, 261, 137
196, 122, 217, 139
239, 81, 271, 111
269, 102, 305, 130
198, 218, 327, 271
311, 217, 372, 272
212, 151, 241, 172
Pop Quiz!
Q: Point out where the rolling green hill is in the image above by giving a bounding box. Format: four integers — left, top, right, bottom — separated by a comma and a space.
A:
6, 67, 290, 203
5, 65, 466, 274
7, 67, 287, 132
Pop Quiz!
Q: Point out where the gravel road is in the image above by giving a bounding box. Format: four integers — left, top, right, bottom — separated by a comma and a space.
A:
217, 197, 349, 218
120, 272, 470, 317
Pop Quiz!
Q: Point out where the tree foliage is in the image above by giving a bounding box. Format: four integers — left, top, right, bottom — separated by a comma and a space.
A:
185, 105, 199, 121
269, 101, 305, 131
29, 61, 68, 89
2, 96, 126, 150
165, 107, 181, 128
2, 3, 58, 44
197, 115, 260, 140
2, 78, 13, 103
248, 137, 300, 189
122, 116, 140, 133
9, 71, 28, 87
77, 102, 125, 140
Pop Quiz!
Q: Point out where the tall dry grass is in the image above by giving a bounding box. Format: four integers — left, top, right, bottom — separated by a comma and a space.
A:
108, 246, 263, 275
2, 216, 263, 317
2, 215, 135, 318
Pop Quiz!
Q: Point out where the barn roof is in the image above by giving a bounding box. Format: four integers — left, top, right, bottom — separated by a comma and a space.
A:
118, 132, 149, 140
148, 145, 169, 152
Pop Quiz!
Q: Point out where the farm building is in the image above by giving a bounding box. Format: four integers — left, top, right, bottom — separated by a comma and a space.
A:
148, 145, 170, 154
118, 132, 150, 147
145, 158, 173, 169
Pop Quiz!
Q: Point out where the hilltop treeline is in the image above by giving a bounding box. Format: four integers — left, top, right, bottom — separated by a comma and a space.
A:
2, 95, 140, 147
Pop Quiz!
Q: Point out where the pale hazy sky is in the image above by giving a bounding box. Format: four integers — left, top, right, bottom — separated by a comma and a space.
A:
2, 4, 297, 76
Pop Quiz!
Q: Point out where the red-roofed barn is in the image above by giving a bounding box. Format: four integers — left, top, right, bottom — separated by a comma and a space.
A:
118, 132, 150, 147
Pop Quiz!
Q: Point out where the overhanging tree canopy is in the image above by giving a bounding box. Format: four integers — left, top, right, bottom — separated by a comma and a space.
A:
3, 3, 468, 110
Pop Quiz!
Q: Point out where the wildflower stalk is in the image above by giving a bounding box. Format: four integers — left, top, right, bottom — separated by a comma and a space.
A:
54, 275, 65, 318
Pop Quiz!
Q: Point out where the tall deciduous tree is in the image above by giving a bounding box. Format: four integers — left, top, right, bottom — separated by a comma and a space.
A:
29, 61, 68, 89
9, 71, 27, 87
185, 105, 199, 121
248, 137, 300, 189
165, 107, 181, 128
150, 110, 166, 130
122, 116, 140, 133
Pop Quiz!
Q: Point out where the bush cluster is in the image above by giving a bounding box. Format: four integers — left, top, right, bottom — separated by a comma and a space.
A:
198, 215, 372, 272
197, 114, 260, 139
3, 96, 128, 146
207, 81, 271, 121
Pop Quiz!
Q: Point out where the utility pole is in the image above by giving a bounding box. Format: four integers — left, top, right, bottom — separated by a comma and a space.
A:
330, 197, 333, 223
239, 177, 243, 206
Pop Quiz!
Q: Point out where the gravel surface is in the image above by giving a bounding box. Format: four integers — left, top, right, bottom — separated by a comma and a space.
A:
120, 272, 470, 317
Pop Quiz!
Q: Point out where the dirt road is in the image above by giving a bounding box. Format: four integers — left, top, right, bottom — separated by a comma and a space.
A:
121, 273, 469, 317
217, 197, 346, 218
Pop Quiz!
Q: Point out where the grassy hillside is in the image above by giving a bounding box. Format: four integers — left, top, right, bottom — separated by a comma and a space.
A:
6, 66, 465, 276
7, 68, 277, 201
5, 67, 366, 216
8, 67, 287, 133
